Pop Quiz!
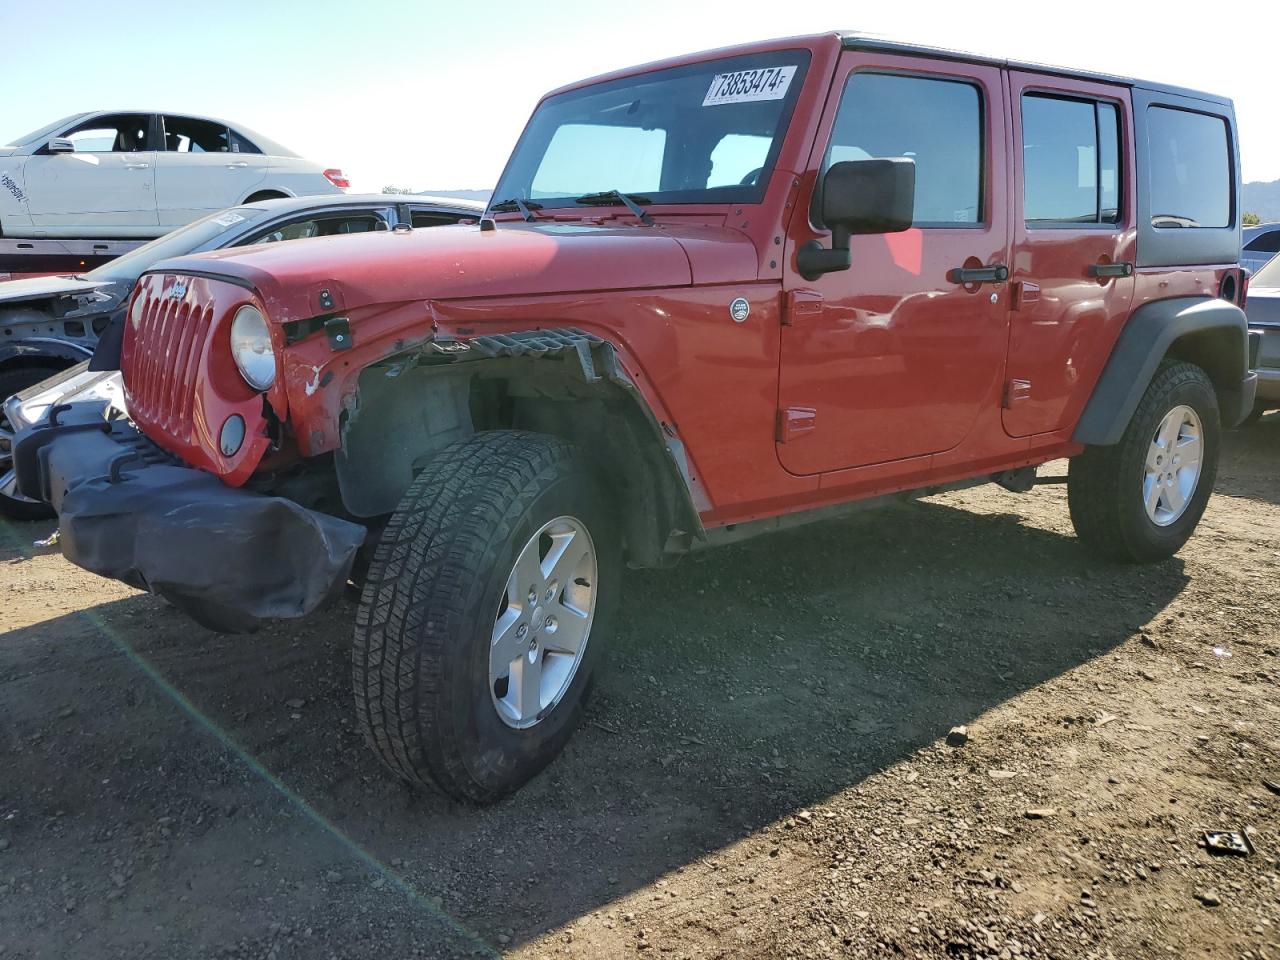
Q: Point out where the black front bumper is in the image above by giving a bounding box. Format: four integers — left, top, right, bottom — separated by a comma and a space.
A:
13, 403, 366, 632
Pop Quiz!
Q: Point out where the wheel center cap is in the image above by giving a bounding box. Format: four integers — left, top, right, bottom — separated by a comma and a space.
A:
531, 605, 546, 631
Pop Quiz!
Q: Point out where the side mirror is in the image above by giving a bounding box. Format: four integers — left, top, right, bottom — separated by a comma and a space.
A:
797, 158, 916, 281
46, 138, 75, 154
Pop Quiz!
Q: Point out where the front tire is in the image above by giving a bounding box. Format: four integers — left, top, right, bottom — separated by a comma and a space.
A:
352, 431, 618, 803
1069, 360, 1220, 563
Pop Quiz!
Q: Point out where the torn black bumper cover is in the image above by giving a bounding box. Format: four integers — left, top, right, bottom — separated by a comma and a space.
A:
13, 402, 365, 632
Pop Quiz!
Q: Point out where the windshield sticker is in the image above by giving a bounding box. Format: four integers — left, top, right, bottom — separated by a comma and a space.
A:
703, 65, 796, 106
212, 212, 246, 228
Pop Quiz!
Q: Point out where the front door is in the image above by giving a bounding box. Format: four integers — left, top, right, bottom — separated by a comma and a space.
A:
777, 53, 1011, 476
24, 113, 157, 234
1002, 73, 1136, 438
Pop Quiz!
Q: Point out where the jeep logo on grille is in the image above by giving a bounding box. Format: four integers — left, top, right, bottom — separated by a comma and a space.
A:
169, 281, 187, 299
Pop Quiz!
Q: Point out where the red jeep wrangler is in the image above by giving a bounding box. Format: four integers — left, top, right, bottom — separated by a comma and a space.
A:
14, 33, 1257, 801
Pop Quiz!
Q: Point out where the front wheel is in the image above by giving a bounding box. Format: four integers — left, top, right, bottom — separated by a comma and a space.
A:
352, 431, 618, 803
0, 367, 58, 521
1068, 360, 1220, 563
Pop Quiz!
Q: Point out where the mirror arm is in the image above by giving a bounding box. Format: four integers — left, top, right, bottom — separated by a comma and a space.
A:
796, 225, 852, 282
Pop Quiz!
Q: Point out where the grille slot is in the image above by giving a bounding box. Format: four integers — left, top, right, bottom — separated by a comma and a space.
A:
123, 291, 214, 441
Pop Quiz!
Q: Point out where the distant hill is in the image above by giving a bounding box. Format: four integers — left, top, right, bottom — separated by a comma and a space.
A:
416, 189, 491, 203
1244, 180, 1280, 223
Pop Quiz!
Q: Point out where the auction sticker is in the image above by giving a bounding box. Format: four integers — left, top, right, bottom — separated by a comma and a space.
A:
212, 212, 246, 227
703, 65, 796, 106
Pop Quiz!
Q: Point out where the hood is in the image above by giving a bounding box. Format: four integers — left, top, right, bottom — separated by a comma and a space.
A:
1246, 286, 1280, 327
0, 274, 111, 309
147, 221, 760, 323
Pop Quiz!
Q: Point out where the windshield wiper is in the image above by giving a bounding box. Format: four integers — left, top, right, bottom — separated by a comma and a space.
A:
489, 196, 542, 222
574, 190, 654, 226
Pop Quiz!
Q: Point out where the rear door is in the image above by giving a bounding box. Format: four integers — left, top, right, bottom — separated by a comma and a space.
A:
24, 113, 157, 234
777, 52, 1011, 475
155, 116, 268, 227
1002, 74, 1135, 437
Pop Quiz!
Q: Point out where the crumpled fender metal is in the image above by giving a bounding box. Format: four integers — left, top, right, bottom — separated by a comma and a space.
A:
14, 403, 366, 633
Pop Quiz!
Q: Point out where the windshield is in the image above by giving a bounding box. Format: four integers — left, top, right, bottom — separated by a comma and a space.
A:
86, 208, 265, 283
1251, 253, 1280, 288
5, 114, 86, 147
491, 50, 810, 211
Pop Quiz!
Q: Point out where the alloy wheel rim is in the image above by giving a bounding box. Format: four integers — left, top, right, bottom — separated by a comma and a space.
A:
489, 515, 597, 729
0, 411, 41, 505
1143, 404, 1203, 527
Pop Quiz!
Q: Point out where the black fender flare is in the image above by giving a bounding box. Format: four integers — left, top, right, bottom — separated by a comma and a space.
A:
0, 337, 94, 370
1073, 297, 1256, 444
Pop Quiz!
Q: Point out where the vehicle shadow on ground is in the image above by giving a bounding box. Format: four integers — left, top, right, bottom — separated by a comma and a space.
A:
1218, 413, 1280, 507
0, 496, 1190, 955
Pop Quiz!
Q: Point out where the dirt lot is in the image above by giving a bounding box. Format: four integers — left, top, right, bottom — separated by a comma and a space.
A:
1, 418, 1278, 960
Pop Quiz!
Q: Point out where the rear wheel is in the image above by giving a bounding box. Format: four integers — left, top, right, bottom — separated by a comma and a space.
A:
0, 367, 57, 521
352, 431, 618, 803
1068, 360, 1219, 563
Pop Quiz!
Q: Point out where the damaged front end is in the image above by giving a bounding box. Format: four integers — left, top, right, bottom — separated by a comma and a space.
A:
12, 401, 365, 632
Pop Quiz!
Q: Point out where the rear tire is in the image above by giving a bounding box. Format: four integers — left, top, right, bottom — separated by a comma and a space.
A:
1068, 360, 1219, 563
352, 431, 618, 803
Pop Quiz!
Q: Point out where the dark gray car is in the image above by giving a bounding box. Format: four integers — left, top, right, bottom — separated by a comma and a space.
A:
0, 193, 482, 516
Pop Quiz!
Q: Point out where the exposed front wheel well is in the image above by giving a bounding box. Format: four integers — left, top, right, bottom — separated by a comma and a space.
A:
333, 350, 702, 569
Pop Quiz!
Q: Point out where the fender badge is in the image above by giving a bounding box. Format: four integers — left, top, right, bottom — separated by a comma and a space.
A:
729, 297, 750, 323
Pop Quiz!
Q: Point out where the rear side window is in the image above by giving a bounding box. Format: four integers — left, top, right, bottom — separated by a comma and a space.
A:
1147, 106, 1231, 229
1022, 95, 1121, 225
1244, 230, 1280, 254
162, 116, 230, 153
825, 73, 983, 226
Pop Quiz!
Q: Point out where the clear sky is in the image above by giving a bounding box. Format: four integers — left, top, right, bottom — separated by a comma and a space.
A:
5, 0, 1275, 192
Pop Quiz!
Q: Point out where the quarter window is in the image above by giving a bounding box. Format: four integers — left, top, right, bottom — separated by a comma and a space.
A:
1022, 94, 1121, 225
1147, 106, 1231, 229
825, 73, 983, 226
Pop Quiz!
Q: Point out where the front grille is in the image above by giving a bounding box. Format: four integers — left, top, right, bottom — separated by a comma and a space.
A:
123, 291, 214, 440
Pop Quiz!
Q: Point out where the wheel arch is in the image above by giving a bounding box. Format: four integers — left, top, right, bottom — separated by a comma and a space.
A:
1074, 296, 1254, 444
333, 329, 705, 567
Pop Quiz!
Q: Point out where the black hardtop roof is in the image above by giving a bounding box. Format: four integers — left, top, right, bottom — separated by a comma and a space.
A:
838, 33, 1233, 108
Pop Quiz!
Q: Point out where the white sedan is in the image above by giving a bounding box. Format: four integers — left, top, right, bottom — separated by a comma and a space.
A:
0, 111, 348, 239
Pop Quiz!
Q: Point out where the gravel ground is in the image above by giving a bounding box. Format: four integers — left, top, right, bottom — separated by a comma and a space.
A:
1, 417, 1277, 960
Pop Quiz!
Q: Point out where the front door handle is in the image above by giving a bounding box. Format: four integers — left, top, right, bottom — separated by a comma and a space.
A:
226, 161, 249, 169
947, 264, 1009, 285
123, 161, 149, 169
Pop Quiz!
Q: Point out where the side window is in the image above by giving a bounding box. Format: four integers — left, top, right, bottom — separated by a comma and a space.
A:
246, 214, 384, 245
63, 114, 150, 153
1243, 230, 1280, 254
1147, 106, 1231, 229
530, 124, 666, 197
824, 73, 982, 226
1022, 94, 1122, 225
409, 210, 472, 228
162, 116, 230, 153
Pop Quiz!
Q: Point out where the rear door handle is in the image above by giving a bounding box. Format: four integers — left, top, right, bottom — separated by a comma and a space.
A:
1088, 261, 1134, 278
226, 161, 249, 169
947, 264, 1009, 285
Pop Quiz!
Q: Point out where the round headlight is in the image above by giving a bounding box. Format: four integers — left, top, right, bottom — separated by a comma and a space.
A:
229, 304, 276, 391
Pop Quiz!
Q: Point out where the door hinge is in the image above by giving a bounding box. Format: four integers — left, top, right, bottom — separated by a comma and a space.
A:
325, 316, 353, 351
1003, 379, 1032, 408
777, 406, 817, 443
782, 289, 823, 326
